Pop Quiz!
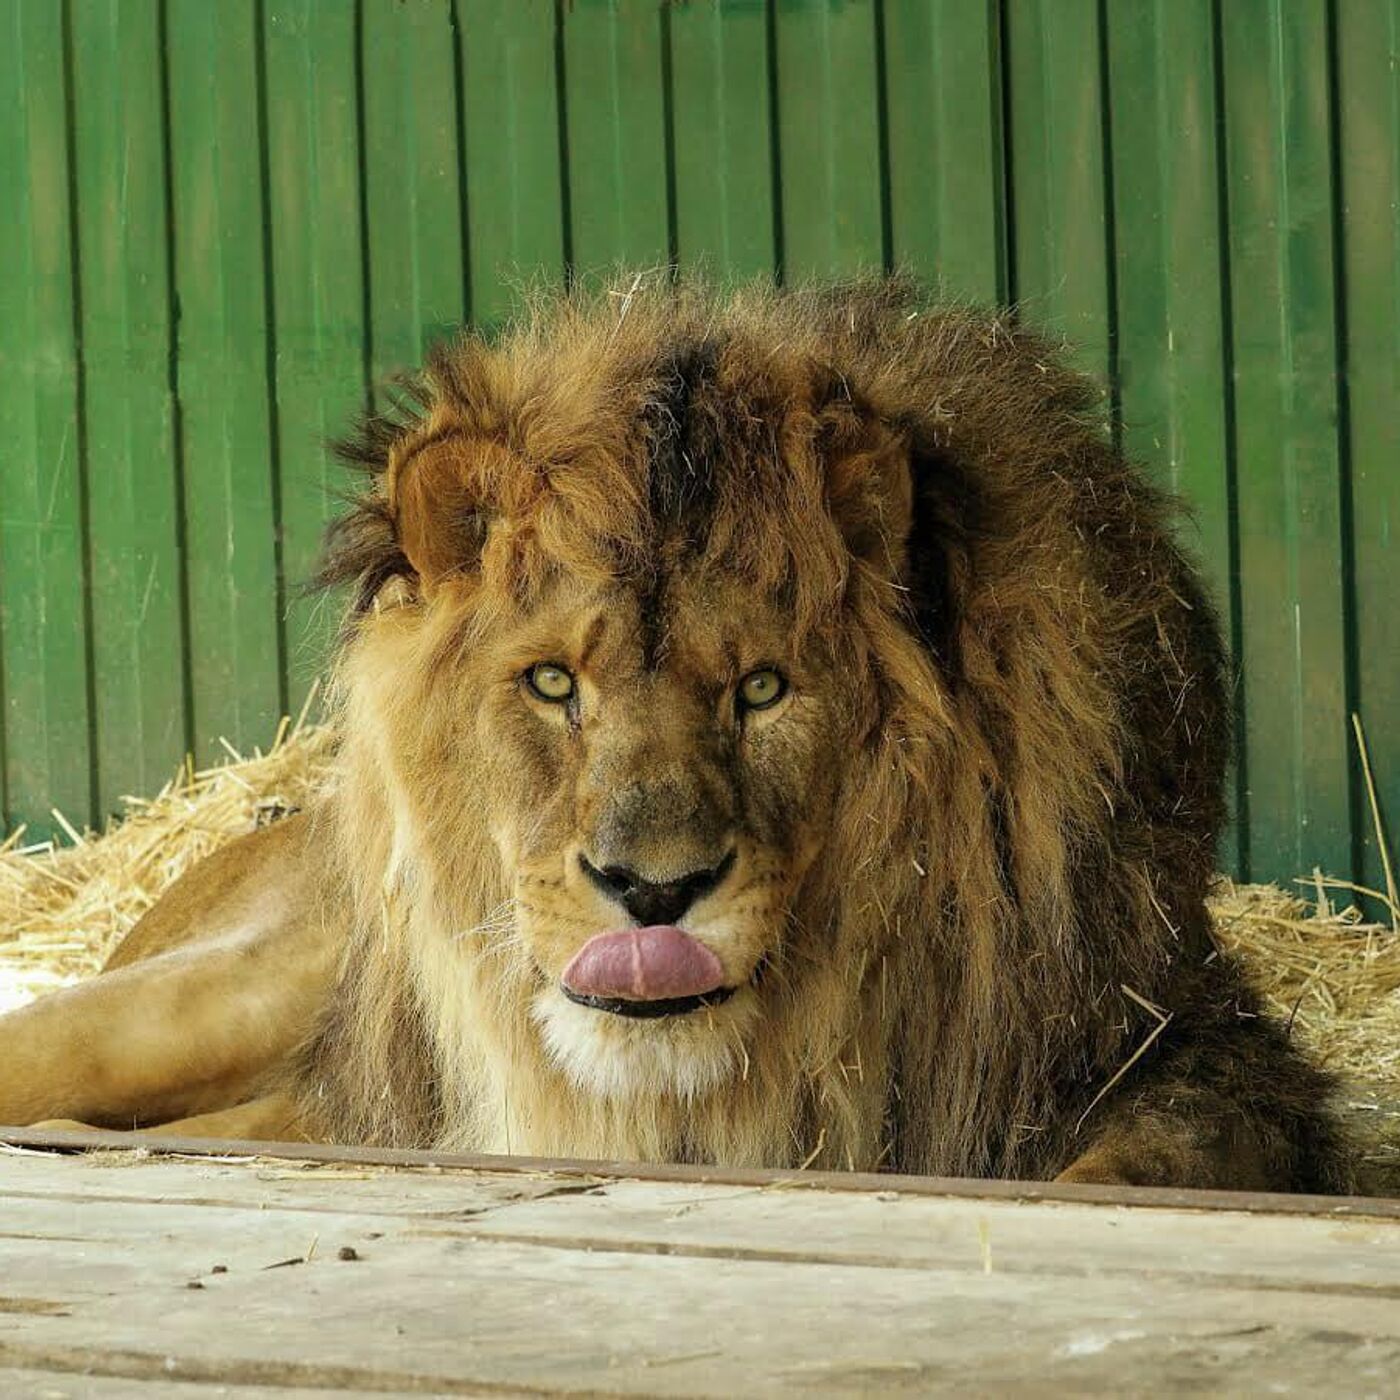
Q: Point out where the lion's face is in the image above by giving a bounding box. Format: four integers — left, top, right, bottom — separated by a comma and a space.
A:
468, 565, 862, 1099
335, 290, 935, 1109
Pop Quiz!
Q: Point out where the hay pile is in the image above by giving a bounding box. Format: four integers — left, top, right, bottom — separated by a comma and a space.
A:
0, 713, 335, 1010
1211, 880, 1399, 1194
1, 722, 1396, 1192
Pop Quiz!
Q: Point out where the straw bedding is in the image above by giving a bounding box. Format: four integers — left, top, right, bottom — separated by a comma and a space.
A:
1, 722, 1395, 1193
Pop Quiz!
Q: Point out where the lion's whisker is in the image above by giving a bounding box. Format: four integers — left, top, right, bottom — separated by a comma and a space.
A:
451, 899, 521, 945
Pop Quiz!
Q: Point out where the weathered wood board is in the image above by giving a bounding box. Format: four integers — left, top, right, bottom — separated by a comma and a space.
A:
0, 1139, 1397, 1396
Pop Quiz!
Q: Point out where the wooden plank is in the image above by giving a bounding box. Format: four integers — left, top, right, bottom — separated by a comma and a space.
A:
668, 0, 777, 280
263, 0, 367, 708
1219, 0, 1353, 885
4, 1126, 1398, 1220
882, 0, 1005, 301
1335, 0, 1400, 916
1, 1153, 1397, 1288
166, 0, 284, 761
1103, 0, 1242, 874
773, 0, 886, 279
561, 0, 671, 277
0, 0, 93, 838
0, 1150, 1396, 1394
361, 0, 465, 386
70, 0, 187, 822
1004, 0, 1113, 386
459, 0, 566, 325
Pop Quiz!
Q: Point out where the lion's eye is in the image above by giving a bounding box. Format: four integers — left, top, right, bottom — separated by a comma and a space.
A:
738, 667, 786, 711
525, 663, 575, 702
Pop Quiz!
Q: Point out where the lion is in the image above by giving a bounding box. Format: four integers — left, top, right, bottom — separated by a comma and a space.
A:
0, 276, 1350, 1190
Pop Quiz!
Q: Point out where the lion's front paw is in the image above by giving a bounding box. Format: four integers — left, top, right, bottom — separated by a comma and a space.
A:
1055, 1143, 1158, 1187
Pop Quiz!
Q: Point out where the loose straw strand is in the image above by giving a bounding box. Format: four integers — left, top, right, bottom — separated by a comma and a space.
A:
1352, 713, 1398, 935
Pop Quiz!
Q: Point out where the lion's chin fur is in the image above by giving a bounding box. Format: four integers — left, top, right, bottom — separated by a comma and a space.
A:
532, 987, 758, 1103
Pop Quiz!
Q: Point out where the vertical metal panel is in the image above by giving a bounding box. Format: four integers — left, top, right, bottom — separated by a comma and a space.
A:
1335, 0, 1400, 908
882, 0, 1005, 301
70, 0, 186, 818
1219, 0, 1352, 883
774, 0, 885, 278
668, 0, 777, 280
459, 0, 566, 324
0, 0, 92, 836
1103, 0, 1241, 871
1004, 0, 1113, 386
1105, 0, 1231, 545
165, 0, 283, 759
264, 0, 367, 705
561, 0, 672, 276
361, 0, 465, 383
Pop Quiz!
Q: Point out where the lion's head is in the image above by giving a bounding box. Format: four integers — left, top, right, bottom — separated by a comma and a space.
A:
307, 276, 1229, 1174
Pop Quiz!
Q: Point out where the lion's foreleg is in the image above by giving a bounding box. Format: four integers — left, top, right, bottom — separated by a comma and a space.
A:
0, 917, 338, 1131
1055, 1021, 1351, 1193
28, 1094, 313, 1144
1055, 1122, 1237, 1188
136, 1093, 313, 1142
1055, 1102, 1282, 1190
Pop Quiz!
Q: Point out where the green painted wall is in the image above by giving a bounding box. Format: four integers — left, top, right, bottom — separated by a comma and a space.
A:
0, 0, 1394, 904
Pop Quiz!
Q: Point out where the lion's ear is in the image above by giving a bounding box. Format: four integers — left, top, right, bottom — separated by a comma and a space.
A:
386, 422, 488, 588
818, 398, 915, 577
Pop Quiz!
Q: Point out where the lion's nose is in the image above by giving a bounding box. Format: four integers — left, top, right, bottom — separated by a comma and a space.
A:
581, 851, 735, 927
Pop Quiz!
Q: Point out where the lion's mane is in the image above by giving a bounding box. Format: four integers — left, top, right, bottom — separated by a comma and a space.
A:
294, 276, 1340, 1185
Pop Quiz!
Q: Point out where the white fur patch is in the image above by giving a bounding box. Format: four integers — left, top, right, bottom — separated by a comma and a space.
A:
532, 987, 757, 1101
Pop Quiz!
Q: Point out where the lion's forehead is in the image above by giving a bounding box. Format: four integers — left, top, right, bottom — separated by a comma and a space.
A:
501, 569, 804, 683
394, 315, 870, 627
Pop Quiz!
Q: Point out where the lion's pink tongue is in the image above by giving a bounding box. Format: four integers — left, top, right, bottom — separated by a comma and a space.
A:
563, 926, 724, 1001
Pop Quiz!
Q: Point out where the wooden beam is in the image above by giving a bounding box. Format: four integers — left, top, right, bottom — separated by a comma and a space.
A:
3, 1123, 1398, 1219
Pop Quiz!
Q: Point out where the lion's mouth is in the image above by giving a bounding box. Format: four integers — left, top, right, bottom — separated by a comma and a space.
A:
560, 985, 736, 1019
560, 925, 735, 1019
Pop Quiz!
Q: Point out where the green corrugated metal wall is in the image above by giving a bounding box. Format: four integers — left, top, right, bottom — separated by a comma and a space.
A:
0, 0, 1395, 902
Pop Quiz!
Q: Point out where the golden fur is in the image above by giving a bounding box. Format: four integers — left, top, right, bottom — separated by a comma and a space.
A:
290, 277, 1345, 1185
0, 276, 1348, 1189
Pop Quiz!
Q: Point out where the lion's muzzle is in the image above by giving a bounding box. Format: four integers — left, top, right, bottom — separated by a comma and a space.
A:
561, 926, 731, 1018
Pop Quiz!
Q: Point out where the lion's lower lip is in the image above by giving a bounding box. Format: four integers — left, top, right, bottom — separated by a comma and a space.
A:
560, 985, 736, 1019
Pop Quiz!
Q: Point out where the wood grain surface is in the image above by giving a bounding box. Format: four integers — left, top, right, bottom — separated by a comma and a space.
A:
0, 1136, 1397, 1395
